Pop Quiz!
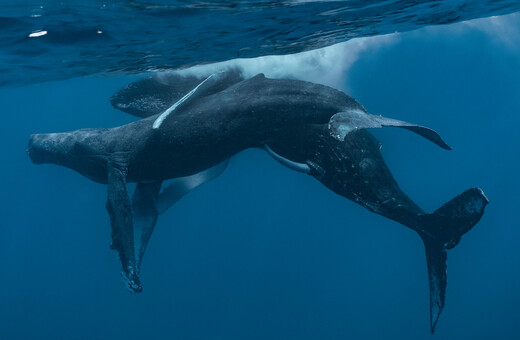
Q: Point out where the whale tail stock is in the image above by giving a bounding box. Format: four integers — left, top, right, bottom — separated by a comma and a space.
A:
298, 123, 489, 334
323, 111, 489, 333
417, 188, 488, 334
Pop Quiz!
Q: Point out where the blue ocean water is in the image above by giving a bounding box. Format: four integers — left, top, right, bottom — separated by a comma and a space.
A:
1, 2, 520, 340
2, 1, 520, 86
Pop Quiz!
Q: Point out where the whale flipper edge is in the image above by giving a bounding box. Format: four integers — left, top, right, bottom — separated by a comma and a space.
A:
106, 154, 142, 293
328, 110, 451, 150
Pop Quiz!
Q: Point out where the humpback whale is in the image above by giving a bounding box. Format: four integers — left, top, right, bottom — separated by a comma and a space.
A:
28, 70, 487, 333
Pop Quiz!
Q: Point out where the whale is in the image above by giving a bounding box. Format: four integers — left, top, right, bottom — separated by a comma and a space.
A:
28, 70, 488, 333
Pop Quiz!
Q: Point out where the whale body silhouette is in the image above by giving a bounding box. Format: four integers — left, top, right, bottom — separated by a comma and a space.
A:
28, 70, 488, 333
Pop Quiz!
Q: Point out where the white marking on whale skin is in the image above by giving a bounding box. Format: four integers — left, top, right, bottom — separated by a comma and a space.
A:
152, 73, 217, 129
264, 144, 311, 174
29, 30, 47, 38
328, 109, 372, 142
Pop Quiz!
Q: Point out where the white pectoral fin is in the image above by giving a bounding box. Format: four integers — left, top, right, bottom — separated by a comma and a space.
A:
152, 71, 232, 129
153, 75, 213, 129
157, 159, 230, 214
328, 110, 451, 150
264, 144, 311, 174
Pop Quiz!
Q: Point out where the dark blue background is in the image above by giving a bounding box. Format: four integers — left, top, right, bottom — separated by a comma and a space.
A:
1, 16, 519, 339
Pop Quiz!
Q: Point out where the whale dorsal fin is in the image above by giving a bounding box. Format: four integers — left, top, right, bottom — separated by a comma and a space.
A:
111, 68, 244, 118
328, 110, 451, 150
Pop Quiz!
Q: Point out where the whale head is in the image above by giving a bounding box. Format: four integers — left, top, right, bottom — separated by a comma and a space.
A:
28, 132, 77, 166
28, 128, 110, 183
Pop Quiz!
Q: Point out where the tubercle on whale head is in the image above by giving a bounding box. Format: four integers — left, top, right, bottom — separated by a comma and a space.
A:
27, 132, 76, 166
27, 129, 112, 184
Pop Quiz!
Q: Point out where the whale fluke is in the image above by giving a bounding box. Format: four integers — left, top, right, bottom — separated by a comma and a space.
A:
418, 188, 488, 333
328, 109, 451, 150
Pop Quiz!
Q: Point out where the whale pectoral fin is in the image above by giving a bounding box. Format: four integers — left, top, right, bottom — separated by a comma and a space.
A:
328, 110, 451, 150
110, 75, 202, 118
149, 69, 244, 129
132, 181, 162, 271
152, 74, 216, 129
112, 68, 244, 118
153, 70, 243, 129
157, 159, 230, 214
106, 156, 141, 293
264, 144, 311, 174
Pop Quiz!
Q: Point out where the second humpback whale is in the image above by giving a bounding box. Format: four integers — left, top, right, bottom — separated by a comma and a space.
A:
27, 70, 488, 333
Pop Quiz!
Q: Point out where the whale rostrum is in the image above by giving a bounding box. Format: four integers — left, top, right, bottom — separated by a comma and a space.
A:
28, 70, 487, 333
